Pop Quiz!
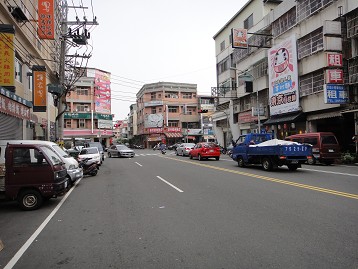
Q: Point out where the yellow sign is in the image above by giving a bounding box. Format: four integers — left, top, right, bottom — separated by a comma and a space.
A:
0, 33, 15, 87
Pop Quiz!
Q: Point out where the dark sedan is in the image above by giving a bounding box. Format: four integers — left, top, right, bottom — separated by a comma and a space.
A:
107, 144, 135, 158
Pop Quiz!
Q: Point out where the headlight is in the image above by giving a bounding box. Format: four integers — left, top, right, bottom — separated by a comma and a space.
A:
69, 164, 75, 170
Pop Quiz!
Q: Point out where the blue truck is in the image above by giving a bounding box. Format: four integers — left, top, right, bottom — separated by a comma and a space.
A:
231, 133, 312, 171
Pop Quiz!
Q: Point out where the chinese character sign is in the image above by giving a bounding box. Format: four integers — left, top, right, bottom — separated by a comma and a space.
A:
38, 0, 55, 39
33, 67, 47, 112
326, 69, 343, 84
326, 53, 342, 67
0, 29, 15, 88
268, 35, 299, 115
94, 70, 111, 114
324, 84, 348, 104
231, 28, 248, 49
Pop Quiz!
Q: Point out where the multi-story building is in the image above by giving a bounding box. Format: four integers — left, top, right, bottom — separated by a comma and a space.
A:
63, 68, 113, 148
136, 82, 200, 148
214, 0, 358, 152
0, 0, 61, 140
128, 103, 137, 141
212, 0, 280, 147
198, 95, 216, 142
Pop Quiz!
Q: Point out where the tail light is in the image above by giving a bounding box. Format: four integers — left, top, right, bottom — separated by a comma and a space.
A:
279, 156, 286, 160
185, 147, 191, 151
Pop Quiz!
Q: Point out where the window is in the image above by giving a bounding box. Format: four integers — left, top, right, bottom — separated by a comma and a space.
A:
220, 40, 225, 52
76, 88, 89, 95
217, 57, 229, 75
78, 119, 85, 128
15, 58, 22, 82
168, 120, 178, 127
297, 0, 334, 22
297, 28, 323, 59
158, 107, 162, 112
65, 120, 71, 128
272, 8, 296, 37
164, 92, 178, 98
168, 106, 178, 113
244, 14, 253, 30
151, 107, 156, 114
151, 92, 156, 100
299, 70, 324, 97
76, 105, 89, 112
182, 93, 192, 99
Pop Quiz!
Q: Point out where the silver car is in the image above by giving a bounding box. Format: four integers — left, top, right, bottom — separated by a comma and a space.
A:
108, 144, 135, 158
176, 143, 195, 156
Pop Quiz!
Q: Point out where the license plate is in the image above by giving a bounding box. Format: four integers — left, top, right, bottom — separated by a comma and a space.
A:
291, 160, 298, 164
328, 149, 334, 152
209, 150, 214, 153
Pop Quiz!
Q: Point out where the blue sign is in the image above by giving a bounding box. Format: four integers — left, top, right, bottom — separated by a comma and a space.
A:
324, 84, 348, 104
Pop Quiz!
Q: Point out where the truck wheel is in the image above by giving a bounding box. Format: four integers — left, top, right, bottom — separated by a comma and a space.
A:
262, 158, 273, 171
287, 164, 298, 171
307, 157, 316, 165
237, 157, 245, 167
18, 189, 43, 211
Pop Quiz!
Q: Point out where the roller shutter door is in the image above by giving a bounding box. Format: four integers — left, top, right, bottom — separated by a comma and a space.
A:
0, 113, 22, 140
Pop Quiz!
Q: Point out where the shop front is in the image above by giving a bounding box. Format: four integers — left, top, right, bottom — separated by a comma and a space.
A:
0, 87, 31, 140
263, 112, 306, 139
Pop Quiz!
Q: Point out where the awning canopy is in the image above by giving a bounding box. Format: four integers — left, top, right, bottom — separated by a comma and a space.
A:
164, 132, 183, 138
306, 110, 342, 121
264, 112, 305, 125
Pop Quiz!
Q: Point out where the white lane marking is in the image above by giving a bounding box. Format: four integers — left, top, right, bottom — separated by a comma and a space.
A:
156, 176, 184, 193
301, 168, 358, 177
4, 180, 80, 269
135, 162, 142, 167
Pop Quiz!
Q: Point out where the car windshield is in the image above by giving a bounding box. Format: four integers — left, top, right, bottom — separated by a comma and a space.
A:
80, 148, 98, 154
117, 145, 130, 150
183, 143, 195, 147
204, 143, 218, 148
321, 135, 338, 144
53, 145, 70, 158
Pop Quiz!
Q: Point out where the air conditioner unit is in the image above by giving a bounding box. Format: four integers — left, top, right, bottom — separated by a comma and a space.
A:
9, 5, 29, 22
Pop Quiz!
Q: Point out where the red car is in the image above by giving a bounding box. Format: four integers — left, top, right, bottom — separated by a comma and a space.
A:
189, 142, 221, 161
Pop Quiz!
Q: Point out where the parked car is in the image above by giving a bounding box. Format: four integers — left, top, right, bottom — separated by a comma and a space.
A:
176, 143, 195, 156
107, 144, 135, 158
285, 132, 340, 165
78, 147, 101, 165
189, 142, 221, 161
84, 142, 105, 162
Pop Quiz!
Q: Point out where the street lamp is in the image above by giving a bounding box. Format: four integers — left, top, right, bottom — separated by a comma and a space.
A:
230, 67, 261, 133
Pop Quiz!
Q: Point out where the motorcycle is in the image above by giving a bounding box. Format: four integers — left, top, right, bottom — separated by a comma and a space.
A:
78, 157, 99, 176
161, 148, 166, 154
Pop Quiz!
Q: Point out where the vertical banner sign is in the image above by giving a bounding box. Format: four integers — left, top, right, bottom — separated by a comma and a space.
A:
94, 70, 111, 114
231, 28, 248, 49
38, 0, 55, 39
268, 35, 299, 116
32, 66, 47, 112
0, 24, 15, 92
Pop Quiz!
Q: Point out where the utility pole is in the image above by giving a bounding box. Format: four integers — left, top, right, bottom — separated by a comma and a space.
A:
56, 2, 98, 141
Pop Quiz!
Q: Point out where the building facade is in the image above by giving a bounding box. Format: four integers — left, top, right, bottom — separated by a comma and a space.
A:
213, 0, 358, 152
0, 0, 61, 141
136, 82, 201, 148
63, 68, 113, 148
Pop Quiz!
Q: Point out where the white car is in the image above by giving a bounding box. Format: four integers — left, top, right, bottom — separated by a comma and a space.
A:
176, 143, 196, 156
78, 147, 101, 165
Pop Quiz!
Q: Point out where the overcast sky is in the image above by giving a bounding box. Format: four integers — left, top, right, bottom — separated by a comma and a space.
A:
69, 1, 247, 120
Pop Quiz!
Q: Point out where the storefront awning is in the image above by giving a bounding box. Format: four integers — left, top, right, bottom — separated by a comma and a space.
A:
264, 112, 305, 125
164, 132, 183, 138
306, 110, 342, 121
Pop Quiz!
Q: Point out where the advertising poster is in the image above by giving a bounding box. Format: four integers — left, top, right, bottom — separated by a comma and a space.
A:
231, 28, 248, 49
38, 0, 55, 39
268, 35, 299, 115
94, 70, 111, 114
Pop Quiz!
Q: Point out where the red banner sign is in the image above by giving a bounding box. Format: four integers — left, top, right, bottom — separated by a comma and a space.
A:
325, 69, 343, 84
326, 53, 342, 67
38, 0, 55, 39
33, 68, 47, 112
0, 94, 30, 119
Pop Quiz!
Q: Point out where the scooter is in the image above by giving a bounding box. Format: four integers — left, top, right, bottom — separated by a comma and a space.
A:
161, 148, 166, 154
78, 157, 99, 176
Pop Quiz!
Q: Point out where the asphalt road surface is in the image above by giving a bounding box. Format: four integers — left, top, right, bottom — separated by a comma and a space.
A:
1, 149, 358, 269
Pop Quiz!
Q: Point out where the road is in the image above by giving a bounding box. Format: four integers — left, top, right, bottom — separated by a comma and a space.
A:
1, 149, 358, 269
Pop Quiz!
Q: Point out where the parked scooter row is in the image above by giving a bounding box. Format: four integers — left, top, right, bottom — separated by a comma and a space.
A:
77, 157, 99, 176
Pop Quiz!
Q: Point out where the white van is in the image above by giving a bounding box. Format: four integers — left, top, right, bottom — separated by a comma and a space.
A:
0, 140, 83, 185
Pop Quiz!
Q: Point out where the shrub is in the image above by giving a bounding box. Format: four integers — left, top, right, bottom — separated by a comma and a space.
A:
341, 152, 357, 164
